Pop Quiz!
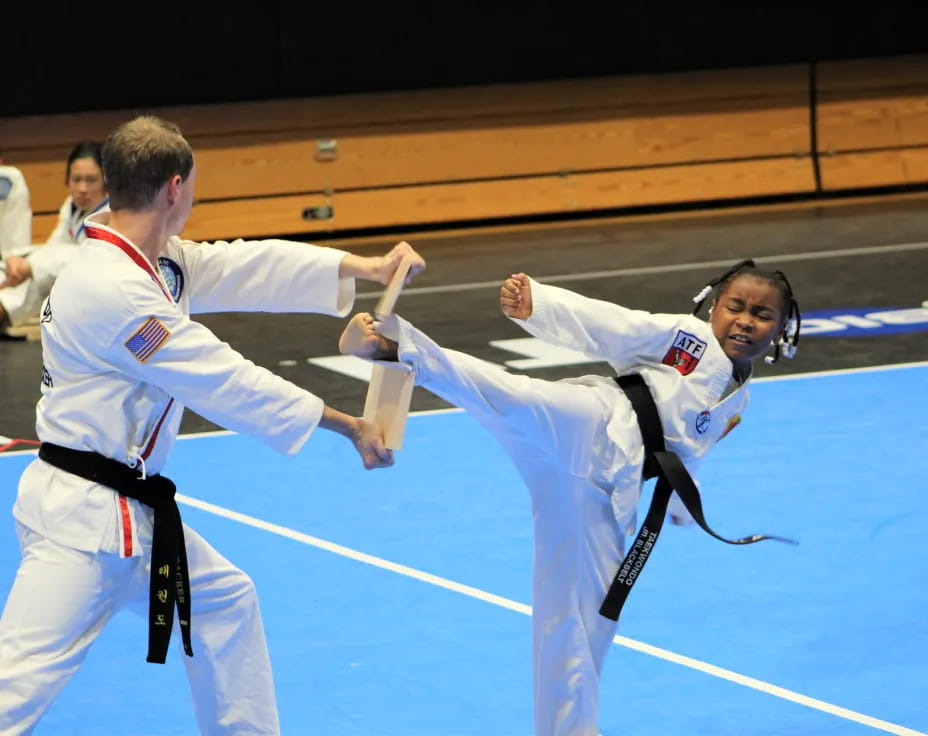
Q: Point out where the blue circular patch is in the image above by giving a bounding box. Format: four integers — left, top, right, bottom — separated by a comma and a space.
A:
695, 410, 711, 435
158, 257, 184, 302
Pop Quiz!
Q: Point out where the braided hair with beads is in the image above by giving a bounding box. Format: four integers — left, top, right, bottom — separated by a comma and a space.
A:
691, 259, 801, 365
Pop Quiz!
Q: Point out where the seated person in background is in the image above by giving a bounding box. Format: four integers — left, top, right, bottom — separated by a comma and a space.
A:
0, 156, 32, 259
0, 141, 107, 327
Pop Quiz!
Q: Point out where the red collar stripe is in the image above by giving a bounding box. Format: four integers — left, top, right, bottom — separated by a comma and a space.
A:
84, 224, 177, 466
85, 225, 173, 303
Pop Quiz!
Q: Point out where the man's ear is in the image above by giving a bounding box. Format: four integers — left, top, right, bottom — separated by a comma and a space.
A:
165, 174, 182, 205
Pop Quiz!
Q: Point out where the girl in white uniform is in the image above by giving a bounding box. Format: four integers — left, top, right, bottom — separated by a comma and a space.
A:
0, 142, 109, 327
339, 262, 801, 736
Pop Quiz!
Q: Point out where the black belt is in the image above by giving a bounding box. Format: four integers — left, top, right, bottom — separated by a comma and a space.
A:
599, 374, 796, 621
38, 442, 193, 664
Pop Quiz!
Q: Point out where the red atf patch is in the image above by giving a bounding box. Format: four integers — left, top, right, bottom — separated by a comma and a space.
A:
662, 330, 708, 376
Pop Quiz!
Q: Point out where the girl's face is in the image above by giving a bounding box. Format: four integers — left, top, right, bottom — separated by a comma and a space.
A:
68, 157, 106, 213
710, 275, 785, 372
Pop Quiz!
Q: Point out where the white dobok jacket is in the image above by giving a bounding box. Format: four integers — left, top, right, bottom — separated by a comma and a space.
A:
518, 279, 751, 526
14, 213, 354, 557
0, 165, 31, 255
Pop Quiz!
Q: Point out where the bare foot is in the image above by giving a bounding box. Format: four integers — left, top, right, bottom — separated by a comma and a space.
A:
339, 313, 396, 359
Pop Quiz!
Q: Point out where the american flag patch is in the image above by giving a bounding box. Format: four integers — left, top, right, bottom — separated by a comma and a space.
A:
125, 317, 170, 362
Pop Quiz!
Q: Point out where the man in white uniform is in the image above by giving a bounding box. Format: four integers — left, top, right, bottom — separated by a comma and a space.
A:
0, 115, 425, 735
339, 265, 799, 736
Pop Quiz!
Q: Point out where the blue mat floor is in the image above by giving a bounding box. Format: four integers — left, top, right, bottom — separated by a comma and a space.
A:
0, 363, 925, 735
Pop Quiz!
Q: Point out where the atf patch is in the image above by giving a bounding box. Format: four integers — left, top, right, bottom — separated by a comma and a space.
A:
695, 410, 711, 435
662, 330, 707, 376
125, 317, 170, 363
157, 257, 184, 302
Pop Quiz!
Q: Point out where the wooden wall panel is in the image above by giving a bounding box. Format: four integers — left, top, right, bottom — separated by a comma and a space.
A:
0, 65, 809, 149
181, 157, 815, 241
819, 149, 928, 190
815, 55, 928, 191
29, 57, 928, 242
7, 73, 811, 221
31, 214, 58, 243
816, 55, 928, 95
817, 94, 928, 152
186, 105, 810, 200
5, 156, 70, 213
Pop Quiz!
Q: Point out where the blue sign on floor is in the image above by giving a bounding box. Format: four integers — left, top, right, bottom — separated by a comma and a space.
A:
800, 304, 928, 337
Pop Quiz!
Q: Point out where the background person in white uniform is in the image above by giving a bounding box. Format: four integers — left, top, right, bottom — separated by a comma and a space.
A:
0, 157, 31, 260
0, 141, 109, 328
339, 263, 800, 736
0, 115, 425, 735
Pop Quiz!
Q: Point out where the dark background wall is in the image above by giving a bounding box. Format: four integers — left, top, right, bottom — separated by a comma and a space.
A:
5, 1, 927, 118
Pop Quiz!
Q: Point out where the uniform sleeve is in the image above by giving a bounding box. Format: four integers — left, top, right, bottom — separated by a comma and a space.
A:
0, 168, 32, 253
176, 238, 355, 317
95, 281, 325, 455
517, 279, 686, 372
28, 243, 78, 291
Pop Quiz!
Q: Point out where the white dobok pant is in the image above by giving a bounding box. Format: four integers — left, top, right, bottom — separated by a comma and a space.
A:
0, 521, 278, 735
392, 316, 632, 736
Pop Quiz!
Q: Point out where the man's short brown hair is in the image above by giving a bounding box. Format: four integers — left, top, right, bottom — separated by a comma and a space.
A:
102, 116, 193, 210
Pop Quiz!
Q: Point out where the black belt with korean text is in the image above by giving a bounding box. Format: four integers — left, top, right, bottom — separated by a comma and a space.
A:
599, 374, 796, 621
38, 442, 193, 664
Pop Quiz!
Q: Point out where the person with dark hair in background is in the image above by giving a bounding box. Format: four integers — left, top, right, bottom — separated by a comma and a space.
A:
0, 141, 108, 329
